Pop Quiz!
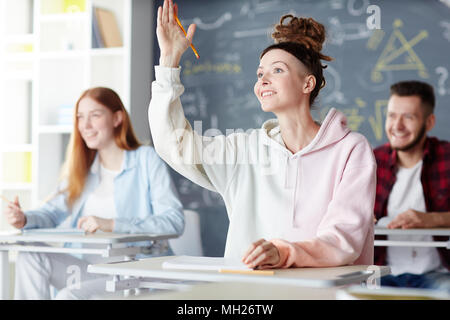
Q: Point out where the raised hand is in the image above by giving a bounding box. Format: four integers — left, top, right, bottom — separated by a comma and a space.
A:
156, 0, 196, 67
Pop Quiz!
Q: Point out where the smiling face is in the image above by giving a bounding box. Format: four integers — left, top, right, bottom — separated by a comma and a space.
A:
385, 95, 434, 152
254, 49, 312, 113
77, 97, 122, 150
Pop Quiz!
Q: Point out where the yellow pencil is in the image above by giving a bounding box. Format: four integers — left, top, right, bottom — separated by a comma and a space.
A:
174, 13, 200, 59
219, 269, 275, 276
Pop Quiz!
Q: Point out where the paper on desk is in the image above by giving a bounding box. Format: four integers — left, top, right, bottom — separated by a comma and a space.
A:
22, 228, 86, 235
162, 255, 251, 271
0, 229, 22, 236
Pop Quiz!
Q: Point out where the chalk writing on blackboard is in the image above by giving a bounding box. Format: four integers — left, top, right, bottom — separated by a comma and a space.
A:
435, 66, 449, 96
328, 16, 372, 46
371, 19, 428, 83
440, 21, 450, 42
193, 12, 232, 30
366, 29, 385, 50
368, 100, 388, 142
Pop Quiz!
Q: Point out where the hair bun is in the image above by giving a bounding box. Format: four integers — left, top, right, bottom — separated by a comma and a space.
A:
272, 14, 331, 61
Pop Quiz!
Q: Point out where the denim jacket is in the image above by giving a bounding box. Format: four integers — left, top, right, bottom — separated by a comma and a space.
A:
24, 146, 184, 256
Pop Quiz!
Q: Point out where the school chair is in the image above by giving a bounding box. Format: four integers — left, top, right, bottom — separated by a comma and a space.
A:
169, 209, 203, 256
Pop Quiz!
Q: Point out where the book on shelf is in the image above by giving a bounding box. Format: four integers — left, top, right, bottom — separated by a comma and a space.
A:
93, 7, 122, 48
92, 7, 104, 49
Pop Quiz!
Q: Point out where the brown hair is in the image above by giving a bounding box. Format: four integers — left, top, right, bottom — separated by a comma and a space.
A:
261, 15, 333, 106
390, 80, 435, 116
63, 87, 141, 207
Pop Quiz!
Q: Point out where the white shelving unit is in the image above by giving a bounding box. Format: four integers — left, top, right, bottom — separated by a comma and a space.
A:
0, 0, 132, 231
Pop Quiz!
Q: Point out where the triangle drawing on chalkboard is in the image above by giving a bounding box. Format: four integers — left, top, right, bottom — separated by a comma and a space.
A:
371, 19, 428, 83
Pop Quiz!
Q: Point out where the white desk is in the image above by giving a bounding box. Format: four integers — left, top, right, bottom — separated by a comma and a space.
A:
130, 281, 450, 300
0, 231, 177, 299
336, 285, 450, 300
87, 256, 390, 294
374, 226, 450, 248
130, 281, 339, 300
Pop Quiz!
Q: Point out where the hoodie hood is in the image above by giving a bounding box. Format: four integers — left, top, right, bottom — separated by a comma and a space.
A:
260, 108, 351, 155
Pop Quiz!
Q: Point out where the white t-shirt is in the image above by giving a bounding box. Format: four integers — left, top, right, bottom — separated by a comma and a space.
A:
386, 160, 443, 275
82, 165, 119, 219
81, 164, 120, 264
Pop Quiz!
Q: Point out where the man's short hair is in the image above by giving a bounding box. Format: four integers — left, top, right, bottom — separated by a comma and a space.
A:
390, 80, 435, 116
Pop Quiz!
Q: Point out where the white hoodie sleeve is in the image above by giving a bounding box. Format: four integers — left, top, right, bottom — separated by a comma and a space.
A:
148, 66, 241, 195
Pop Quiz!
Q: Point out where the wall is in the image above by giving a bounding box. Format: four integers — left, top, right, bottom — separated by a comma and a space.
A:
130, 0, 153, 144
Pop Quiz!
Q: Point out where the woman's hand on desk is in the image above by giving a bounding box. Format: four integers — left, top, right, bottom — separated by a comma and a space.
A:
77, 216, 114, 233
4, 196, 26, 229
242, 238, 280, 269
387, 209, 442, 229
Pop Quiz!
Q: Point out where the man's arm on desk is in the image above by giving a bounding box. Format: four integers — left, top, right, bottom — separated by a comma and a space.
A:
387, 209, 450, 229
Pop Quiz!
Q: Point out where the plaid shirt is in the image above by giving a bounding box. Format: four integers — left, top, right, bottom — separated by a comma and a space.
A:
373, 136, 450, 270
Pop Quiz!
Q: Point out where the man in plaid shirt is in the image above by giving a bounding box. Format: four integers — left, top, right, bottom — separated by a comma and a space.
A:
374, 80, 450, 291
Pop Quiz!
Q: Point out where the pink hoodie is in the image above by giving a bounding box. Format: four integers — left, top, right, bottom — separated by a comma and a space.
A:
149, 66, 376, 268
265, 110, 376, 268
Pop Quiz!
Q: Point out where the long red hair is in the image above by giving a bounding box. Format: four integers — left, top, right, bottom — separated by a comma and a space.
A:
62, 87, 141, 207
